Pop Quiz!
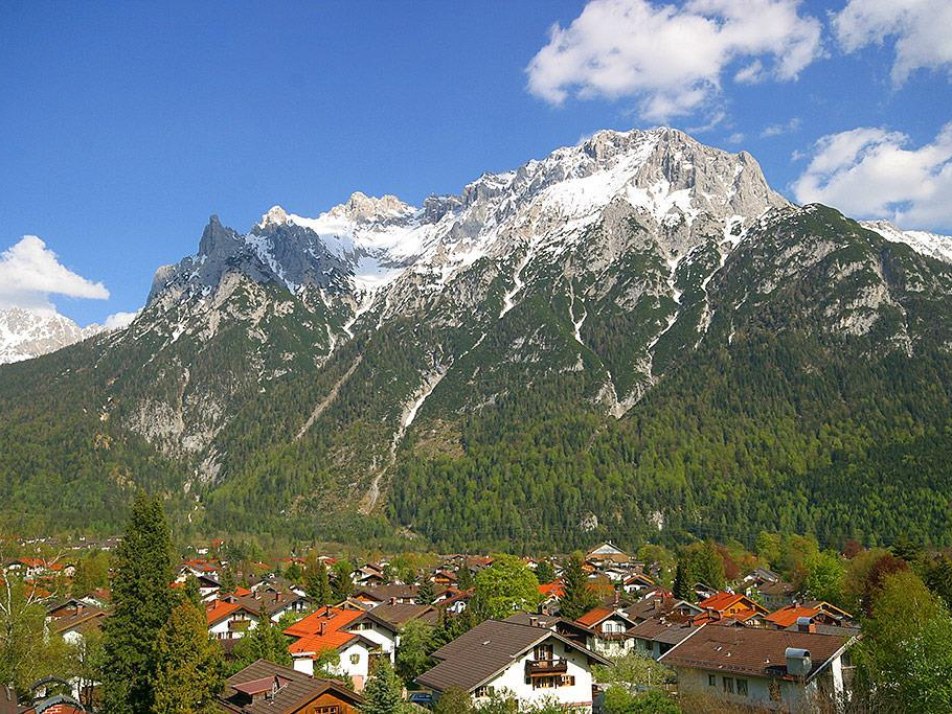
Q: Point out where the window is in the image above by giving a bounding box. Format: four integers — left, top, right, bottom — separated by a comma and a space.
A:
708, 674, 716, 687
314, 707, 342, 714
737, 679, 749, 697
723, 677, 734, 694
349, 653, 360, 665
473, 686, 495, 698
534, 643, 554, 661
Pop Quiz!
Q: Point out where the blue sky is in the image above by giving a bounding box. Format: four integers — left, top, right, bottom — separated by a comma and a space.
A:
1, 0, 950, 326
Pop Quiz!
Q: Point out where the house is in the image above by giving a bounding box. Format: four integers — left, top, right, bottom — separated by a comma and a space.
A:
747, 578, 797, 610
206, 599, 261, 641
627, 618, 699, 660
435, 587, 473, 615
575, 606, 639, 657
765, 602, 854, 630
217, 659, 363, 714
659, 624, 857, 712
538, 580, 565, 616
283, 606, 397, 691
364, 601, 439, 629
585, 542, 630, 568
621, 572, 655, 595
503, 612, 593, 647
695, 592, 769, 625
353, 583, 419, 606
625, 595, 702, 624
416, 619, 610, 712
45, 599, 108, 645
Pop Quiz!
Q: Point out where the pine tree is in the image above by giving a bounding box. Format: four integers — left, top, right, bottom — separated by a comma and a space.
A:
457, 565, 474, 591
672, 559, 692, 601
306, 559, 332, 606
100, 493, 174, 714
153, 599, 225, 714
559, 552, 597, 621
417, 579, 435, 606
535, 559, 556, 585
360, 657, 404, 714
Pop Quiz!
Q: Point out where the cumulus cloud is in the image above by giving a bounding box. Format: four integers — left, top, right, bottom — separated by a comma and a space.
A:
792, 123, 952, 231
0, 236, 109, 312
832, 0, 952, 85
526, 0, 822, 120
102, 310, 140, 331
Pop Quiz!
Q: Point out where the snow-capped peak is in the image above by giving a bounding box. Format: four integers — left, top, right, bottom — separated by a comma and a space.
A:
258, 205, 290, 229
862, 220, 952, 265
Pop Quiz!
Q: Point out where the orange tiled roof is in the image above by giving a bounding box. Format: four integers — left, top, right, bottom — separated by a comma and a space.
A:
766, 605, 822, 629
284, 606, 366, 661
283, 606, 363, 639
576, 606, 614, 628
234, 586, 252, 597
539, 581, 565, 598
288, 629, 360, 658
205, 599, 241, 626
698, 592, 746, 611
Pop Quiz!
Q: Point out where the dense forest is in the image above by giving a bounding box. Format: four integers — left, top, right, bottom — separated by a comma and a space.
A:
1, 207, 952, 555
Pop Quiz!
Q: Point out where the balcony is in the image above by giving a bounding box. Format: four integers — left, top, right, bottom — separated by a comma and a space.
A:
526, 658, 568, 676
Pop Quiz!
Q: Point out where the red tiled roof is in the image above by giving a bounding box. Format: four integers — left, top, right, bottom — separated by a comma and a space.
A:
283, 606, 363, 639
698, 592, 746, 611
539, 581, 565, 598
766, 605, 821, 629
206, 599, 241, 626
576, 606, 614, 628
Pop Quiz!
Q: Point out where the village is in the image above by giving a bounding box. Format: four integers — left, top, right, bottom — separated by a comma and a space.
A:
1, 532, 890, 714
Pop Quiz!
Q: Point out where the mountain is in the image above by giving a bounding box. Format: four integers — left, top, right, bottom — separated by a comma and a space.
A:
2, 127, 952, 550
0, 307, 103, 364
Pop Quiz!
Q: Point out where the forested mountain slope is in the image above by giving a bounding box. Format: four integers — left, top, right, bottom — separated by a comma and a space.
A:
2, 128, 951, 550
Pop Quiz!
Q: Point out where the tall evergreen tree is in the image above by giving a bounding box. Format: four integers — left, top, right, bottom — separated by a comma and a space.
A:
152, 599, 225, 714
360, 658, 404, 714
417, 579, 435, 606
306, 559, 332, 606
100, 493, 174, 714
559, 552, 597, 621
535, 559, 556, 585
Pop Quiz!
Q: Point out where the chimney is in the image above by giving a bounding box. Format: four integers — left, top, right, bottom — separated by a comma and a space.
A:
796, 616, 816, 633
319, 621, 327, 635
529, 616, 539, 627
390, 597, 396, 606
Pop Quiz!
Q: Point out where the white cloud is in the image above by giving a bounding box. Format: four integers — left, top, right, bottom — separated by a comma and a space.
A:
102, 310, 139, 331
526, 0, 822, 120
792, 123, 952, 231
832, 0, 952, 85
0, 236, 109, 311
760, 117, 801, 138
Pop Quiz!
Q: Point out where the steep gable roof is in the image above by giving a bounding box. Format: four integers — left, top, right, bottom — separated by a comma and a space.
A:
217, 659, 362, 714
417, 619, 609, 694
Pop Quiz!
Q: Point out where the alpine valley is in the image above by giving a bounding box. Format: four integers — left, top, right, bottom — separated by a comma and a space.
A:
3, 127, 952, 551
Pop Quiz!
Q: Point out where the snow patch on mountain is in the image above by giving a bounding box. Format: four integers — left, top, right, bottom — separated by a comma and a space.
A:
861, 220, 952, 265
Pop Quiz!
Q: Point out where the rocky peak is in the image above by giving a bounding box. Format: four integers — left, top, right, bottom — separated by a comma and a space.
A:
328, 191, 414, 225
198, 215, 241, 257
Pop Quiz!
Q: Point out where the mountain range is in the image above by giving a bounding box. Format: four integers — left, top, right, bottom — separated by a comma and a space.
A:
3, 127, 952, 551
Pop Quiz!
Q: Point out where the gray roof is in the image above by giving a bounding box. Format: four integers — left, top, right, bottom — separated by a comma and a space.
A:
217, 659, 362, 714
627, 617, 698, 646
416, 619, 609, 693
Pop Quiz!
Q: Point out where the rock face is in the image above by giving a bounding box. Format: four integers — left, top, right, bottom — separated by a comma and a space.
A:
4, 126, 952, 545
